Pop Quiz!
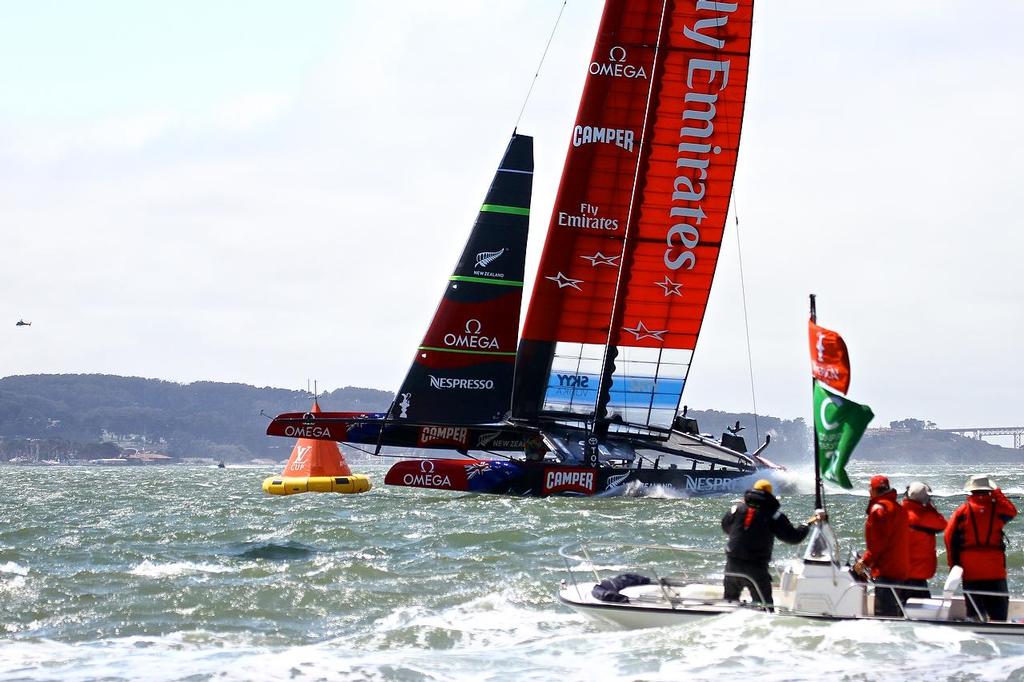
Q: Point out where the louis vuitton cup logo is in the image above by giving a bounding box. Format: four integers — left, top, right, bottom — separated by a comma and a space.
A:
288, 445, 312, 471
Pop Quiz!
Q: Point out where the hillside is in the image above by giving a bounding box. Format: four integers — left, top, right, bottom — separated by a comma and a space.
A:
0, 374, 392, 463
0, 374, 1019, 464
857, 427, 1020, 464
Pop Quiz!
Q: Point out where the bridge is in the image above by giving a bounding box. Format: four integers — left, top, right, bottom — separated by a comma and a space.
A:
940, 427, 1024, 449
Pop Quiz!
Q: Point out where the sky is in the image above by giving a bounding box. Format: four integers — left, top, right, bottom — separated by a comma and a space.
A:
2, 1, 1022, 430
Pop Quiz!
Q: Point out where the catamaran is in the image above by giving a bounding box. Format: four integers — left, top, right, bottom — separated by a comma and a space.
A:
266, 0, 780, 496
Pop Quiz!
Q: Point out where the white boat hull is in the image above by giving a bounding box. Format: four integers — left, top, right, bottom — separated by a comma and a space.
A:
558, 535, 1024, 638
558, 582, 732, 629
560, 579, 1024, 638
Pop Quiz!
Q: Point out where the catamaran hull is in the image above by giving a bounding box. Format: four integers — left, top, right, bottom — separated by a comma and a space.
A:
266, 413, 775, 497
383, 458, 764, 497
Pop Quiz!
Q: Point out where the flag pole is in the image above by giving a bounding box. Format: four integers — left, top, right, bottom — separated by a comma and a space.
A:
810, 293, 824, 512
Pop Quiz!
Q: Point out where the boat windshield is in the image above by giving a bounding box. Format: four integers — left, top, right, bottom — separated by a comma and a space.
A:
803, 520, 841, 566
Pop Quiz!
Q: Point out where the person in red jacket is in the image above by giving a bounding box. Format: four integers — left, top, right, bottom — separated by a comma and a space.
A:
853, 475, 910, 617
945, 474, 1017, 621
901, 481, 947, 599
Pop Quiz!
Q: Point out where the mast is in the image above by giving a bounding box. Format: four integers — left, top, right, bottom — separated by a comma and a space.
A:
810, 293, 824, 511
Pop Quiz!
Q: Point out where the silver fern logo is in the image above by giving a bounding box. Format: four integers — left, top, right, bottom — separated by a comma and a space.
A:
475, 248, 505, 268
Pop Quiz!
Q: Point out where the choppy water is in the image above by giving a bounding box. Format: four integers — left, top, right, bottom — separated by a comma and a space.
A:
2, 461, 1023, 681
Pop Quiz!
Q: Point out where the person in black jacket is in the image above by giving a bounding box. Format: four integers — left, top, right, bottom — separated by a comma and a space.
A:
721, 479, 819, 607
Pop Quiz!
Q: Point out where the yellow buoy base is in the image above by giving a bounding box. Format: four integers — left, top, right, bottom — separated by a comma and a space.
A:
262, 474, 372, 495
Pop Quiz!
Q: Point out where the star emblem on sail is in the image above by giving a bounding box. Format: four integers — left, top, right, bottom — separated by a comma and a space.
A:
622, 321, 668, 342
654, 275, 683, 297
580, 251, 619, 267
545, 272, 583, 290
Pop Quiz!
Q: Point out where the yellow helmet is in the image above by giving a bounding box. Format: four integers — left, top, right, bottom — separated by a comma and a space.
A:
753, 479, 773, 494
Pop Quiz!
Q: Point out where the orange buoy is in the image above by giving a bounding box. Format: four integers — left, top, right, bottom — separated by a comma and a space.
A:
262, 399, 371, 495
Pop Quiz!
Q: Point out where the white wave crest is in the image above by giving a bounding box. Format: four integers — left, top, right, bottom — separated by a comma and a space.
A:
130, 560, 233, 578
0, 561, 29, 576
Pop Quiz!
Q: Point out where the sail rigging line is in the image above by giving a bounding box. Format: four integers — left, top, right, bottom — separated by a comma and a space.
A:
513, 0, 569, 131
592, 0, 673, 436
374, 398, 395, 456
344, 442, 380, 458
733, 200, 760, 445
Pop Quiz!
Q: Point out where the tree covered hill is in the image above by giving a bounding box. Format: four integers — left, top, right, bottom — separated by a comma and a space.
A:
0, 374, 1019, 464
0, 374, 392, 462
858, 424, 1020, 464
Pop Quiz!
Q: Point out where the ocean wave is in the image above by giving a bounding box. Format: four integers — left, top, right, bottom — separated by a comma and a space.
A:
0, 561, 29, 576
130, 560, 234, 578
3, 465, 1022, 680
2, 616, 1022, 682
231, 540, 317, 560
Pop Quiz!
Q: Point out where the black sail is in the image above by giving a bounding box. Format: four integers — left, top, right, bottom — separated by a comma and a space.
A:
391, 134, 533, 425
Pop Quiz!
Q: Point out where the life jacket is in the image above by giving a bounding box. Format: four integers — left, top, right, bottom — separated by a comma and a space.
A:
901, 498, 946, 581
862, 490, 909, 580
945, 491, 1017, 581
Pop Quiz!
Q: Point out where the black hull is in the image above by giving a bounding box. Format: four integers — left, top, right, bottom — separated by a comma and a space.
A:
268, 411, 776, 498
384, 458, 763, 497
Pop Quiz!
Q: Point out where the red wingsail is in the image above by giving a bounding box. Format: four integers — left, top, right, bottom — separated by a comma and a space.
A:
521, 1, 660, 348
514, 0, 754, 428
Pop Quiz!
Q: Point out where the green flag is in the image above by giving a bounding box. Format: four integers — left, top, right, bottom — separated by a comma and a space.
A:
813, 379, 874, 489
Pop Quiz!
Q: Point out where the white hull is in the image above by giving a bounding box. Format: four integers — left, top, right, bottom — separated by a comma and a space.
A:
558, 534, 1024, 639
559, 580, 1024, 637
558, 582, 731, 629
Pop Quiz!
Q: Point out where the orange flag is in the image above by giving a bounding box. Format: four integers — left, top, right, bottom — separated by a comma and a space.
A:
809, 321, 851, 395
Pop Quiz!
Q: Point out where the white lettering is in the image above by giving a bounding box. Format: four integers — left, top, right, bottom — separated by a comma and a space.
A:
664, 0, 737, 273
402, 473, 453, 487
283, 425, 333, 438
442, 319, 500, 350
588, 46, 649, 80
544, 470, 595, 490
420, 426, 469, 446
427, 375, 496, 391
683, 476, 742, 491
557, 211, 619, 231
287, 445, 312, 471
443, 333, 500, 349
572, 126, 635, 152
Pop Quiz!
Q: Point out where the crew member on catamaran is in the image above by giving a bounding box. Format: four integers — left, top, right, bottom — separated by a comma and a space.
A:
901, 481, 947, 599
945, 474, 1017, 622
853, 475, 910, 617
721, 480, 820, 608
